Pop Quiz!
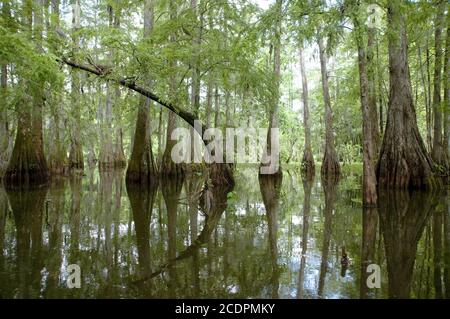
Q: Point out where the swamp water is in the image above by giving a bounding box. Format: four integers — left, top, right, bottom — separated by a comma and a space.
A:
0, 168, 448, 299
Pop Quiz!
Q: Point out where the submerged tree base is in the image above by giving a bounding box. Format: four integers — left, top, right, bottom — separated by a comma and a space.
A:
301, 150, 315, 179
321, 154, 340, 184
377, 136, 440, 189
5, 144, 49, 187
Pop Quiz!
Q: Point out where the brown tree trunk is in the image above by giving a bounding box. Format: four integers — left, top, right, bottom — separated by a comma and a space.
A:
206, 72, 213, 128
161, 0, 183, 178
0, 19, 10, 178
127, 100, 157, 183
126, 1, 157, 184
190, 0, 201, 117
68, 0, 84, 171
299, 45, 315, 178
112, 7, 126, 169
318, 35, 340, 182
48, 0, 67, 175
376, 0, 437, 189
358, 44, 377, 205
427, 41, 433, 150
367, 28, 380, 153
418, 44, 431, 152
114, 126, 126, 168
431, 0, 446, 166
353, 11, 378, 205
98, 4, 116, 171
1, 1, 13, 178
214, 84, 220, 127
376, 42, 385, 135
5, 0, 49, 186
261, 0, 282, 176
444, 13, 450, 171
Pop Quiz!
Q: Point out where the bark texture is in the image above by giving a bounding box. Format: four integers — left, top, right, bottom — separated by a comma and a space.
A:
261, 0, 282, 176
377, 1, 437, 189
431, 0, 447, 166
299, 46, 315, 178
68, 0, 84, 171
318, 35, 340, 182
5, 0, 49, 186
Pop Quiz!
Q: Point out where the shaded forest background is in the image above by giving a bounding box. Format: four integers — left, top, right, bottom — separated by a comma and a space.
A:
0, 0, 449, 200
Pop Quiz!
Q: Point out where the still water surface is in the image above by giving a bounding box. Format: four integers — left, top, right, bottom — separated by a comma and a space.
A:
0, 168, 448, 298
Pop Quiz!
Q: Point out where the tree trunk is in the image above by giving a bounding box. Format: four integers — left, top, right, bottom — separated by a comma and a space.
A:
376, 42, 385, 136
431, 0, 446, 166
376, 0, 437, 189
357, 43, 378, 205
1, 1, 12, 178
161, 0, 183, 177
418, 44, 431, 152
367, 28, 380, 153
353, 10, 378, 205
114, 126, 126, 168
188, 0, 204, 171
126, 0, 157, 184
427, 41, 433, 150
112, 8, 126, 169
5, 0, 49, 186
214, 84, 220, 127
206, 72, 213, 128
0, 54, 10, 178
98, 4, 116, 171
127, 97, 157, 183
299, 45, 315, 178
318, 35, 340, 182
190, 0, 201, 117
261, 0, 282, 176
48, 0, 66, 175
444, 13, 449, 172
68, 0, 84, 171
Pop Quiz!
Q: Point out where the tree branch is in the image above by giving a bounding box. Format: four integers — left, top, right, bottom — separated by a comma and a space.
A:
58, 57, 208, 139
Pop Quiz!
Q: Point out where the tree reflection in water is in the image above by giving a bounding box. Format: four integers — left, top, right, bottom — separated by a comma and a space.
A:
378, 190, 438, 298
0, 169, 449, 298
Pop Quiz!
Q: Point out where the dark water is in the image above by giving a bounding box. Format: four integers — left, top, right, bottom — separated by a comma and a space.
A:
0, 168, 449, 299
